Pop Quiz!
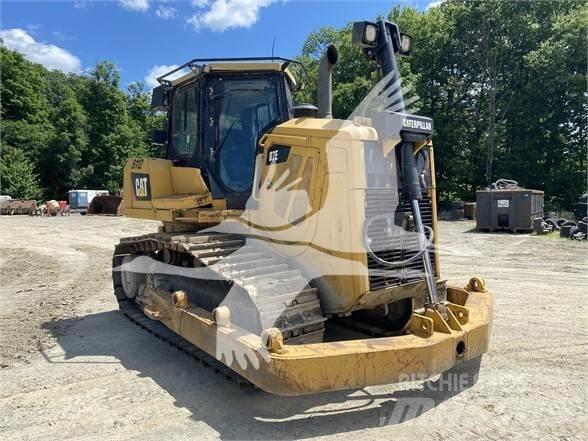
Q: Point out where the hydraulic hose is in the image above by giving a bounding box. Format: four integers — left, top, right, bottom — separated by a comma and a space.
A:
364, 214, 434, 268
402, 138, 438, 304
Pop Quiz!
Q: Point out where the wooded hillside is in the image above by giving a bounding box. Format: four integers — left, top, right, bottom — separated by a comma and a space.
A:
1, 0, 586, 209
297, 0, 587, 208
0, 51, 163, 199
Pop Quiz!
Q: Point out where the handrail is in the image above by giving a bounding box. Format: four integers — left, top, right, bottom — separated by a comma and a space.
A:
157, 56, 311, 86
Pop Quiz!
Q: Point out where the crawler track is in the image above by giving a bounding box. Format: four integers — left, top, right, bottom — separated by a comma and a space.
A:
112, 231, 326, 384
117, 298, 251, 386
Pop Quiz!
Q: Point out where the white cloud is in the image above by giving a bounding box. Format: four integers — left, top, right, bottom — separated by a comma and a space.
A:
155, 5, 177, 19
191, 0, 210, 7
187, 0, 275, 32
119, 0, 150, 12
0, 28, 81, 73
52, 30, 74, 41
426, 0, 445, 9
25, 24, 42, 35
144, 64, 179, 89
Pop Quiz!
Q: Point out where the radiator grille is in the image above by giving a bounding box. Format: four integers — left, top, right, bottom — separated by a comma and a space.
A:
365, 188, 436, 291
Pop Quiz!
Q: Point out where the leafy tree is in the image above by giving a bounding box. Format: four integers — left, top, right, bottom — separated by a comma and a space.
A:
0, 47, 53, 163
80, 61, 148, 191
0, 47, 49, 123
126, 81, 166, 157
297, 0, 587, 208
296, 25, 377, 119
38, 85, 89, 197
501, 3, 588, 208
0, 146, 43, 199
1, 2, 585, 209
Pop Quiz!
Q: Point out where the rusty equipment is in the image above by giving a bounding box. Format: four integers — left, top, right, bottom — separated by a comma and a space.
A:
0, 199, 37, 215
87, 195, 123, 216
45, 200, 60, 216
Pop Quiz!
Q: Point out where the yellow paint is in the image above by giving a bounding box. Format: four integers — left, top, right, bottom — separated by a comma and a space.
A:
139, 283, 493, 395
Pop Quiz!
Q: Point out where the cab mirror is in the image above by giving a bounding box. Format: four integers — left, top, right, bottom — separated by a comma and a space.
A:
151, 85, 169, 111
152, 129, 168, 145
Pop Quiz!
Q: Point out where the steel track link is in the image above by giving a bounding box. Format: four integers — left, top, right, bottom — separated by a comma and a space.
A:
117, 298, 253, 387
115, 232, 326, 341
112, 231, 326, 386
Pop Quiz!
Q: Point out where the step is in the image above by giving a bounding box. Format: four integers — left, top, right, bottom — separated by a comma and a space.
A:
187, 239, 245, 251
219, 252, 268, 264
229, 264, 290, 280
193, 246, 243, 259
242, 270, 302, 287
216, 258, 276, 272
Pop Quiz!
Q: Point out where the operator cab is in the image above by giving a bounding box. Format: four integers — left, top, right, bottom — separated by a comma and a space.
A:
152, 59, 299, 209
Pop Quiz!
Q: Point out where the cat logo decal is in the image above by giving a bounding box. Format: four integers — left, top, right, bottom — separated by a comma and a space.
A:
131, 173, 151, 201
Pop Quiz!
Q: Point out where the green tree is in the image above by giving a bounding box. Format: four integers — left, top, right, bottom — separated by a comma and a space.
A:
80, 62, 148, 191
126, 81, 166, 157
38, 85, 89, 197
295, 0, 587, 208
0, 47, 53, 163
0, 47, 49, 123
0, 146, 43, 199
501, 3, 588, 208
296, 25, 376, 119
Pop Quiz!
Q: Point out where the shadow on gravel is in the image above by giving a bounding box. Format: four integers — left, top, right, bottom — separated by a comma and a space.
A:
462, 226, 533, 235
42, 311, 481, 440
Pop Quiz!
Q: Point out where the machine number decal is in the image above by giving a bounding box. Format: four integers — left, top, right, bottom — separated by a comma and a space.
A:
266, 145, 291, 165
131, 159, 144, 169
131, 173, 151, 201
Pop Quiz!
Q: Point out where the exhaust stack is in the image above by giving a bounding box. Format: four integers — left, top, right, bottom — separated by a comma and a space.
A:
317, 44, 338, 119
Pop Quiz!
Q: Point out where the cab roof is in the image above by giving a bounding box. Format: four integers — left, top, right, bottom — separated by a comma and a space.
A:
157, 57, 305, 90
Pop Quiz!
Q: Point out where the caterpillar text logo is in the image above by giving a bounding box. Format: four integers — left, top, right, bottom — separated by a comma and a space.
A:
402, 118, 432, 131
131, 173, 151, 201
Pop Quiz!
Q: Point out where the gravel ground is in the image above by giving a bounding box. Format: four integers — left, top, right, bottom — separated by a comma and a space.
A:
0, 215, 586, 441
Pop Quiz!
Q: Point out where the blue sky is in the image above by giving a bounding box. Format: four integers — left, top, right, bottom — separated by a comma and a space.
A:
1, 0, 435, 89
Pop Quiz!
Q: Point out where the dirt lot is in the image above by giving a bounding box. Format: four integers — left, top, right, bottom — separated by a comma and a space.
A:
0, 215, 586, 440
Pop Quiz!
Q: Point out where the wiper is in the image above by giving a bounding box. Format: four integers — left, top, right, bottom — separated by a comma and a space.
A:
259, 117, 281, 136
255, 118, 282, 154
214, 119, 237, 155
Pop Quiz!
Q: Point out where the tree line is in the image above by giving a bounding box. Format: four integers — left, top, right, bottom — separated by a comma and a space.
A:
0, 49, 163, 200
297, 0, 587, 209
1, 0, 586, 209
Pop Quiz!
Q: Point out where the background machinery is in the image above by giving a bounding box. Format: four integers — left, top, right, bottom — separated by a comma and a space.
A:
112, 20, 493, 395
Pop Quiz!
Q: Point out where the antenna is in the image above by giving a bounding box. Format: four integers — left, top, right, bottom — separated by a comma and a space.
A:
271, 36, 277, 60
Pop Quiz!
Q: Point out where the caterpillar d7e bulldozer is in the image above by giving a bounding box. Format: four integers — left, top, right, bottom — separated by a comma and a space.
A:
112, 20, 493, 395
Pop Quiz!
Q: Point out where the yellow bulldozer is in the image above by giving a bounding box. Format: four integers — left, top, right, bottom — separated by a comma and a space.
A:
112, 20, 493, 395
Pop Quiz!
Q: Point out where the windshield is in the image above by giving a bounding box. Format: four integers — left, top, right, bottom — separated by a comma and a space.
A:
212, 75, 280, 192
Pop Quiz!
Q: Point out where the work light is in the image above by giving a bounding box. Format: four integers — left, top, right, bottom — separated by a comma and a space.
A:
352, 21, 379, 47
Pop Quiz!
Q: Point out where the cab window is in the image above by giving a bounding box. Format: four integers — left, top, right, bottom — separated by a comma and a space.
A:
171, 85, 199, 159
213, 76, 280, 192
